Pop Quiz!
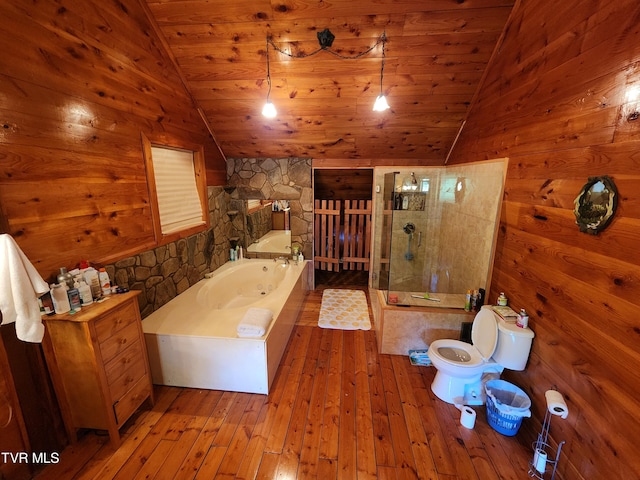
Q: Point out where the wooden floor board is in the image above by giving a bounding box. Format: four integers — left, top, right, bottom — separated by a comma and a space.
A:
35, 273, 533, 480
319, 329, 343, 461
354, 331, 377, 480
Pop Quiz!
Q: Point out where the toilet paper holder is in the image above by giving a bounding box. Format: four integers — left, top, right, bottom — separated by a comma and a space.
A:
528, 389, 568, 479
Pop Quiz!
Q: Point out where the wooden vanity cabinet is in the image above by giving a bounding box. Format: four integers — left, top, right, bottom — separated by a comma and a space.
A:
42, 291, 154, 448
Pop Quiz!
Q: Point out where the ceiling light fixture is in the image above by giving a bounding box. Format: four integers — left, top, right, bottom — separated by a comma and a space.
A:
262, 29, 388, 118
373, 32, 390, 112
261, 37, 277, 118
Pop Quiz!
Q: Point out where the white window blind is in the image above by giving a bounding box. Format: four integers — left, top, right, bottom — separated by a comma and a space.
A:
151, 146, 204, 235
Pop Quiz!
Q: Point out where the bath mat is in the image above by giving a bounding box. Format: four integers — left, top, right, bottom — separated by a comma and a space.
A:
318, 289, 371, 330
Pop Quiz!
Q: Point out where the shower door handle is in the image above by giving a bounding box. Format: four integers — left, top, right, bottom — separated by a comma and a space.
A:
418, 231, 422, 247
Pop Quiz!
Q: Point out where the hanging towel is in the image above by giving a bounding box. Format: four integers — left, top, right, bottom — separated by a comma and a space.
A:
0, 234, 50, 343
237, 307, 273, 337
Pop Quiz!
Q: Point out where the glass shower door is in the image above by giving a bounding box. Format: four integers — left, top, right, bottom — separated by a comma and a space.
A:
377, 172, 397, 292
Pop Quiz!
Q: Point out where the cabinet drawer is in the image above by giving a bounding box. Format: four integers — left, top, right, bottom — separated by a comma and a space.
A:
113, 376, 151, 427
94, 300, 138, 344
99, 322, 140, 363
105, 343, 147, 402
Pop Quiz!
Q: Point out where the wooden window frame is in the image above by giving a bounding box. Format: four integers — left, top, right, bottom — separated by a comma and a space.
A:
141, 133, 209, 246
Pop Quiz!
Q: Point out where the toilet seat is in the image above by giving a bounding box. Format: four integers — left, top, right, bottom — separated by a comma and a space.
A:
432, 340, 484, 367
430, 308, 499, 368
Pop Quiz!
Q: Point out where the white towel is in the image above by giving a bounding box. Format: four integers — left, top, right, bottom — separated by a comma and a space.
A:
0, 234, 50, 343
237, 307, 273, 337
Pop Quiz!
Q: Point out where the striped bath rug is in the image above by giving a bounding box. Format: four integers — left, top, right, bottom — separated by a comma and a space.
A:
318, 289, 371, 330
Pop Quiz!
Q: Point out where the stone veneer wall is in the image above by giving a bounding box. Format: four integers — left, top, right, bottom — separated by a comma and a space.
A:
246, 205, 273, 243
226, 158, 313, 258
103, 186, 234, 318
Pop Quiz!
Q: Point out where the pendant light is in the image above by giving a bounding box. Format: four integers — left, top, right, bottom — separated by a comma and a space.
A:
262, 37, 277, 118
373, 32, 390, 112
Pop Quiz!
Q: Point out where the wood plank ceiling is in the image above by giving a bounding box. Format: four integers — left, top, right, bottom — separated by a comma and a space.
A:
144, 0, 515, 162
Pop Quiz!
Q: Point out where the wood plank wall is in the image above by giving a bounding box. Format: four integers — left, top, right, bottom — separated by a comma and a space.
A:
447, 0, 640, 478
0, 0, 227, 281
313, 169, 373, 200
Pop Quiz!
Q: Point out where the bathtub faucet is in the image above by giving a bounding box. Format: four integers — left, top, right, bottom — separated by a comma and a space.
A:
274, 256, 290, 265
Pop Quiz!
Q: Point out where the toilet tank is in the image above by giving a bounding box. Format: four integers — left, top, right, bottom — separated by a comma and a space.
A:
492, 319, 535, 371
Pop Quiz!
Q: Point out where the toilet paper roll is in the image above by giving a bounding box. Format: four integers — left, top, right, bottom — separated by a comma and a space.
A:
545, 390, 569, 419
533, 448, 547, 474
460, 406, 476, 429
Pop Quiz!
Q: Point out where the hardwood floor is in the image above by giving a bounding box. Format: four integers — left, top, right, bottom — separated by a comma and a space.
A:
34, 275, 533, 480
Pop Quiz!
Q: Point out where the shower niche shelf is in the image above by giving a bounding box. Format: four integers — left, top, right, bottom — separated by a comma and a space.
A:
393, 192, 426, 211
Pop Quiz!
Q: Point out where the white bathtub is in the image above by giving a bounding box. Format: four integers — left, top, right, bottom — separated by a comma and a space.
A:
247, 229, 291, 254
142, 258, 310, 394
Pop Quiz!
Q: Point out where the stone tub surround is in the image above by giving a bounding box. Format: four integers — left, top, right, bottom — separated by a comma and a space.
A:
370, 289, 474, 355
226, 158, 313, 259
104, 186, 235, 318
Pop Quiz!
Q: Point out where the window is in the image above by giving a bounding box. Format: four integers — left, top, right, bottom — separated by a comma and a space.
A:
141, 133, 209, 245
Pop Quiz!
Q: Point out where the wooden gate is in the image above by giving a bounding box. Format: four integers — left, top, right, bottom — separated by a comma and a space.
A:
314, 199, 372, 272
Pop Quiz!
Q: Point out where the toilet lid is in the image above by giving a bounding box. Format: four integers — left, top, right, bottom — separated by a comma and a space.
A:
471, 308, 498, 360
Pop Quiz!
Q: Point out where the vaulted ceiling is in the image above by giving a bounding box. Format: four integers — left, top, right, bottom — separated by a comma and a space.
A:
144, 0, 516, 162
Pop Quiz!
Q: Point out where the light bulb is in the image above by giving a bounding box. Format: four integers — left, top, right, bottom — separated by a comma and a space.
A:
262, 101, 277, 118
373, 94, 390, 112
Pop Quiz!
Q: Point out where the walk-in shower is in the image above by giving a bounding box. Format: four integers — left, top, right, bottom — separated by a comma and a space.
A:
372, 161, 506, 309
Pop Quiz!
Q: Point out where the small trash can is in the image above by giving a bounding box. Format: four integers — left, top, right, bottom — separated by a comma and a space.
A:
484, 379, 531, 436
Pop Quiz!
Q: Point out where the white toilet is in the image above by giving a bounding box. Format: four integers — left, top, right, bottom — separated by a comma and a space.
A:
427, 305, 535, 405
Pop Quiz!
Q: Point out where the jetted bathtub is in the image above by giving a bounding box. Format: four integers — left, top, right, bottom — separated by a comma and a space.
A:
142, 258, 310, 394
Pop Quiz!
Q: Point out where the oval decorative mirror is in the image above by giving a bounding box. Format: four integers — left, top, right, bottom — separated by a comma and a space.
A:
573, 176, 618, 235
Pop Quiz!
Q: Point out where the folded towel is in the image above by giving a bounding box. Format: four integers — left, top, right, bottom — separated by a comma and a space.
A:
0, 234, 50, 343
237, 307, 273, 337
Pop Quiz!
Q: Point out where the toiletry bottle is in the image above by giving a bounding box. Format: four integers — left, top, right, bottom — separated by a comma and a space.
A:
40, 291, 55, 315
238, 246, 243, 260
298, 252, 304, 263
77, 279, 93, 305
98, 268, 111, 296
67, 286, 82, 312
83, 267, 101, 299
464, 290, 471, 311
51, 284, 71, 314
497, 292, 508, 306
57, 267, 74, 289
516, 309, 529, 328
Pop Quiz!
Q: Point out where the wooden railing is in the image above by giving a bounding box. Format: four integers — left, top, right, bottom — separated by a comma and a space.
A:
343, 200, 372, 271
313, 200, 341, 272
313, 199, 372, 272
